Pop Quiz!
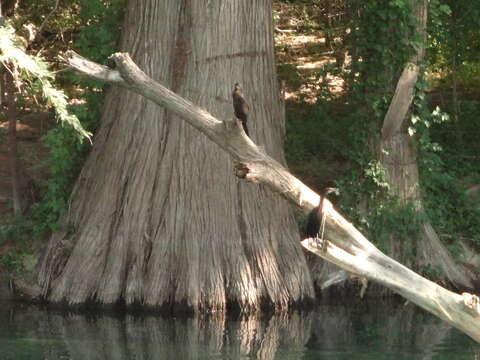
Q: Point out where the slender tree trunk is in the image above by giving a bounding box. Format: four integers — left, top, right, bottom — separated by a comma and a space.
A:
38, 0, 314, 311
5, 70, 22, 215
379, 0, 473, 287
451, 53, 463, 148
322, 1, 333, 50
449, 6, 462, 148
0, 2, 4, 109
0, 6, 5, 111
0, 67, 5, 114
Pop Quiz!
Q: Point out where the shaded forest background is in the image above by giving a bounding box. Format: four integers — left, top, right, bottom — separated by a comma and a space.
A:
1, 0, 479, 288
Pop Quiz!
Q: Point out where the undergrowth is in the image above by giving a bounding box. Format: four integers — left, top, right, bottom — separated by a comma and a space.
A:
0, 0, 124, 277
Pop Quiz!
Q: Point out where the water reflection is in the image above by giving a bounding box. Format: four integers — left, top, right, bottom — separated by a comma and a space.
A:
0, 301, 478, 359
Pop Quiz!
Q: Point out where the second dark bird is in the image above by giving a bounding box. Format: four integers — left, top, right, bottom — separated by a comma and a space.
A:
232, 82, 250, 136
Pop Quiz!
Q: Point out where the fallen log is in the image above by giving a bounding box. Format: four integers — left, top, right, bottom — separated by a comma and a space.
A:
61, 51, 480, 342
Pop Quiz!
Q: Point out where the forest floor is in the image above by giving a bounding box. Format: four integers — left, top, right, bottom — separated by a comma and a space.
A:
273, 1, 347, 101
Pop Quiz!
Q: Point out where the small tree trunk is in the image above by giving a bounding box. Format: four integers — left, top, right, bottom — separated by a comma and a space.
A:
5, 70, 22, 215
451, 54, 463, 147
323, 1, 333, 50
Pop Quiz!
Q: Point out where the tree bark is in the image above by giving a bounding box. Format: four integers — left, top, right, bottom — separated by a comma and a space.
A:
37, 0, 314, 312
55, 50, 480, 342
379, 0, 473, 287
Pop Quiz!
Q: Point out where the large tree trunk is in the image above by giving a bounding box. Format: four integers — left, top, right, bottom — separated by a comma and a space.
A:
379, 0, 473, 287
38, 0, 314, 311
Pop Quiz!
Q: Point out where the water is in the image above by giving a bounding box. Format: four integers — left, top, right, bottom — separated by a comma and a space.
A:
0, 300, 478, 359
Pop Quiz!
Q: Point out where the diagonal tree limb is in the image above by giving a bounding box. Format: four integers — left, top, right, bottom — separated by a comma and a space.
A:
381, 62, 419, 139
62, 51, 480, 342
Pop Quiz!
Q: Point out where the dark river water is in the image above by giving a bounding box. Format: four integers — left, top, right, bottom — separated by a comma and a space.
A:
0, 300, 478, 360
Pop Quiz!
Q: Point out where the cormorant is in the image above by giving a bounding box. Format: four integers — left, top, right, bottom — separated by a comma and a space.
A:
232, 82, 250, 136
305, 188, 336, 249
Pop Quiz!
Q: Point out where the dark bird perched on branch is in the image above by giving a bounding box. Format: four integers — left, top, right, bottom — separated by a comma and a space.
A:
304, 188, 337, 250
232, 82, 250, 136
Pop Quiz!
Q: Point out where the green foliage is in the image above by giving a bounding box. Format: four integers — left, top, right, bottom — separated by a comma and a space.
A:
416, 0, 480, 249
32, 126, 90, 237
30, 0, 124, 237
369, 202, 425, 253
28, 0, 123, 237
0, 17, 93, 254
335, 147, 427, 253
74, 0, 125, 64
428, 0, 480, 90
320, 0, 427, 250
0, 215, 33, 278
326, 1, 419, 232
284, 95, 428, 253
349, 0, 416, 98
420, 263, 441, 279
0, 23, 92, 140
285, 100, 352, 189
413, 96, 480, 248
0, 251, 27, 278
344, 0, 419, 144
281, 0, 480, 262
0, 1, 124, 241
0, 216, 31, 248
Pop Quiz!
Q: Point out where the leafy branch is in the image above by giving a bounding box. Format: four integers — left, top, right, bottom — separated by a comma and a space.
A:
0, 22, 91, 141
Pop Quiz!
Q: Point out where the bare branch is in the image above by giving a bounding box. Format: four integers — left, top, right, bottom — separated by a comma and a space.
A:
303, 239, 480, 341
62, 51, 123, 84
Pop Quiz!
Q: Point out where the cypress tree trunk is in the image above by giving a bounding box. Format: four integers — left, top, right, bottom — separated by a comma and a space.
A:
38, 0, 314, 311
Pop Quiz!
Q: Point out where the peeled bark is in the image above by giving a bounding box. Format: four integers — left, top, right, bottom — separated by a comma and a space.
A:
37, 0, 314, 311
